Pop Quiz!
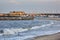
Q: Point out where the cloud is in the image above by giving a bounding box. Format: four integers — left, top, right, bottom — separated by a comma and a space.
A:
0, 0, 60, 13
4, 0, 60, 4
9, 0, 20, 4
8, 0, 58, 4
21, 0, 57, 2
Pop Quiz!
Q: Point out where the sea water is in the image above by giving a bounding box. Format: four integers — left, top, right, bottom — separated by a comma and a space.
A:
0, 19, 60, 40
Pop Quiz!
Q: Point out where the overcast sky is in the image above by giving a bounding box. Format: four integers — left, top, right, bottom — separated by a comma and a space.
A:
0, 0, 60, 13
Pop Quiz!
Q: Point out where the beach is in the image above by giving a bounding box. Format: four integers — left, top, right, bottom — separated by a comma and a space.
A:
33, 32, 60, 40
32, 18, 60, 40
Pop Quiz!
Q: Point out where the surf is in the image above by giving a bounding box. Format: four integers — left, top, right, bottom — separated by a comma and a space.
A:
0, 21, 54, 36
31, 21, 54, 30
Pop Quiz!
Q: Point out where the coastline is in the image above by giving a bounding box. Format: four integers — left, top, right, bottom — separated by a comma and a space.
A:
32, 32, 60, 40
38, 18, 60, 21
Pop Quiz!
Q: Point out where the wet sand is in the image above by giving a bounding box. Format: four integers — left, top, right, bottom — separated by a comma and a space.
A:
33, 32, 60, 40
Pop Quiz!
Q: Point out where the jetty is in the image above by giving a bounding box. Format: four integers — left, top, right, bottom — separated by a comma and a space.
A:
0, 11, 34, 20
30, 13, 60, 20
0, 11, 60, 20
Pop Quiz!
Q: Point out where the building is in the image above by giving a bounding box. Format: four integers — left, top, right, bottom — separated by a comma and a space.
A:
9, 11, 26, 16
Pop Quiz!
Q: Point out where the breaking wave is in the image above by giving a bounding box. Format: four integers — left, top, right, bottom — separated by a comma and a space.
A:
0, 20, 60, 40
31, 21, 54, 30
0, 21, 54, 36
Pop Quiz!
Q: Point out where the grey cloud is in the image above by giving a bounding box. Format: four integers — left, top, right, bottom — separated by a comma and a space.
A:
0, 0, 60, 13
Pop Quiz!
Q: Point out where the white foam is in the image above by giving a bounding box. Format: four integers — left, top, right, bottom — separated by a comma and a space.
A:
3, 30, 60, 40
31, 21, 54, 30
0, 21, 54, 36
20, 30, 60, 40
2, 28, 28, 35
10, 28, 28, 32
3, 29, 15, 35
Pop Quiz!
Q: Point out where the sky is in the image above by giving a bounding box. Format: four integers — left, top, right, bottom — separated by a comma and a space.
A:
0, 0, 60, 13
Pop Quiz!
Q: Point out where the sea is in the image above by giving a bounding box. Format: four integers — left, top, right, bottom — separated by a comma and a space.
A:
0, 17, 60, 40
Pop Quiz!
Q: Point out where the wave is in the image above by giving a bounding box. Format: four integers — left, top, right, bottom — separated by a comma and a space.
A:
24, 30, 60, 40
1, 30, 60, 40
31, 21, 54, 30
1, 21, 60, 40
0, 21, 54, 36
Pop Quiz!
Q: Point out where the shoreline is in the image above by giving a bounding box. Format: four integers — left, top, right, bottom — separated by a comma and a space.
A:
32, 32, 60, 40
37, 17, 60, 21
